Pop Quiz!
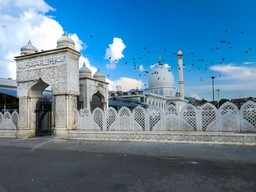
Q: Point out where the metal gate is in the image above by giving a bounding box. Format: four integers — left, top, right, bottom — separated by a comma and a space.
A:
35, 97, 52, 136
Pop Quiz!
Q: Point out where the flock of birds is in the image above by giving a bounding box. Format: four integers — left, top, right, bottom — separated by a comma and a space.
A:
87, 29, 254, 87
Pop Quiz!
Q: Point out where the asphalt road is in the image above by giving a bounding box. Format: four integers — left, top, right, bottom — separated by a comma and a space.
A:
0, 137, 255, 192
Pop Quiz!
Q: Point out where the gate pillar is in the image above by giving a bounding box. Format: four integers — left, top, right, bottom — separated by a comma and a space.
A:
54, 95, 77, 138
17, 96, 40, 137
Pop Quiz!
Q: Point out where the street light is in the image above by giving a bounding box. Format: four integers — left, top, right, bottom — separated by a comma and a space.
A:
216, 89, 220, 108
211, 76, 216, 103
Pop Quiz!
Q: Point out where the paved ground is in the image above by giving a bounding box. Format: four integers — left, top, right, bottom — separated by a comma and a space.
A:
0, 137, 255, 192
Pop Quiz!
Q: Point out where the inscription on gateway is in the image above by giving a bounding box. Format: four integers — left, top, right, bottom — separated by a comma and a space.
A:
17, 55, 66, 70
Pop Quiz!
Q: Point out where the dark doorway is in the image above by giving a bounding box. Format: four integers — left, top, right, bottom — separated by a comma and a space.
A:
91, 91, 104, 112
35, 97, 52, 136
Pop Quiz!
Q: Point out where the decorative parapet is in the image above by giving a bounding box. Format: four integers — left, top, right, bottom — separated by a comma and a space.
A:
0, 111, 18, 137
74, 101, 256, 133
0, 111, 19, 130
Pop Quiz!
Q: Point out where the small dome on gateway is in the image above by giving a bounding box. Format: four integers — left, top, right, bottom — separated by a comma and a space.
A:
20, 40, 38, 55
57, 32, 75, 49
93, 69, 105, 81
79, 62, 92, 78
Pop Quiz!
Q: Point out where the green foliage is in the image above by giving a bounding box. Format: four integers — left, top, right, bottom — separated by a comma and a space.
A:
219, 98, 230, 106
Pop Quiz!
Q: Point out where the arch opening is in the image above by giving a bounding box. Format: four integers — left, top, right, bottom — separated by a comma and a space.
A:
91, 91, 104, 112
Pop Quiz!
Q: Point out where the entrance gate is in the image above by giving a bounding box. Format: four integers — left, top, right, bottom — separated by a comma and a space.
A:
35, 98, 52, 136
15, 36, 80, 138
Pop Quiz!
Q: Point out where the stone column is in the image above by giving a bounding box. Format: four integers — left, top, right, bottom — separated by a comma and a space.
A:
29, 97, 40, 131
54, 94, 77, 138
17, 97, 39, 138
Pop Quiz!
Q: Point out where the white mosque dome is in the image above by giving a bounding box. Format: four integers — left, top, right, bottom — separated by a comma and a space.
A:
148, 62, 174, 88
20, 40, 38, 55
79, 62, 92, 78
93, 69, 105, 81
57, 32, 75, 49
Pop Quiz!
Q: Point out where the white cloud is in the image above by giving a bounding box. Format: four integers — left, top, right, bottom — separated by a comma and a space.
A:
79, 56, 97, 75
70, 33, 85, 52
0, 0, 84, 79
105, 37, 126, 69
210, 64, 256, 80
191, 82, 256, 92
243, 61, 256, 65
107, 77, 143, 91
0, 0, 54, 17
189, 63, 256, 95
139, 65, 144, 72
106, 63, 117, 70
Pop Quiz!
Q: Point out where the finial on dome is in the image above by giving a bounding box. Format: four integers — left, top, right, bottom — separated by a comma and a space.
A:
63, 31, 68, 36
158, 55, 163, 65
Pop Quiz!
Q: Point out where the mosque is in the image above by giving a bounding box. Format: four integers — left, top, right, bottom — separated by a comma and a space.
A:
2, 32, 256, 141
109, 51, 187, 111
0, 32, 190, 138
0, 33, 186, 115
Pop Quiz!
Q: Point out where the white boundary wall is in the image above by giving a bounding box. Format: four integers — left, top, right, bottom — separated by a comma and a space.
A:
1, 101, 256, 145
0, 111, 19, 137
74, 101, 256, 133
69, 101, 256, 145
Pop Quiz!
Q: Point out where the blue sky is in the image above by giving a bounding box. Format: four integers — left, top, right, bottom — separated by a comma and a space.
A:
1, 0, 256, 100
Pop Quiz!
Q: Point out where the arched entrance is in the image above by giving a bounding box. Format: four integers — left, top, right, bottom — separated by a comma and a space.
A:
91, 91, 104, 112
15, 42, 80, 138
35, 97, 52, 136
27, 78, 52, 137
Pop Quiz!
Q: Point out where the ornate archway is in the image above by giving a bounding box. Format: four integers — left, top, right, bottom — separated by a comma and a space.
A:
15, 42, 80, 138
91, 91, 104, 112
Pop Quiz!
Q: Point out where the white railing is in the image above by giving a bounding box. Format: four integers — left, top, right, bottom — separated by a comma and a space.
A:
1, 101, 255, 133
74, 101, 256, 132
0, 111, 19, 130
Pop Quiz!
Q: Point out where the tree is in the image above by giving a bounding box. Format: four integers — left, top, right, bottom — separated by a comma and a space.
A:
219, 98, 230, 106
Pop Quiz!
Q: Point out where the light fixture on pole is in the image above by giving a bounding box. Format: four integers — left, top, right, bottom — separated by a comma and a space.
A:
211, 76, 216, 103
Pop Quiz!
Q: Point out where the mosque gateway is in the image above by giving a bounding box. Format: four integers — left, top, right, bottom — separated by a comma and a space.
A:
0, 32, 255, 145
14, 33, 108, 138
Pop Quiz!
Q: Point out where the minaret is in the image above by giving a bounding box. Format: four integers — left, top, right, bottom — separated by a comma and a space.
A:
177, 50, 184, 99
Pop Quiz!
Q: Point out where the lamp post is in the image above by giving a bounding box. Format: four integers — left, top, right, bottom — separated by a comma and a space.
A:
211, 76, 216, 103
216, 89, 220, 108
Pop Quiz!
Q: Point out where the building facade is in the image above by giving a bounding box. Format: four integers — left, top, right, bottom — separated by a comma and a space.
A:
109, 51, 187, 111
79, 64, 108, 112
12, 33, 108, 137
